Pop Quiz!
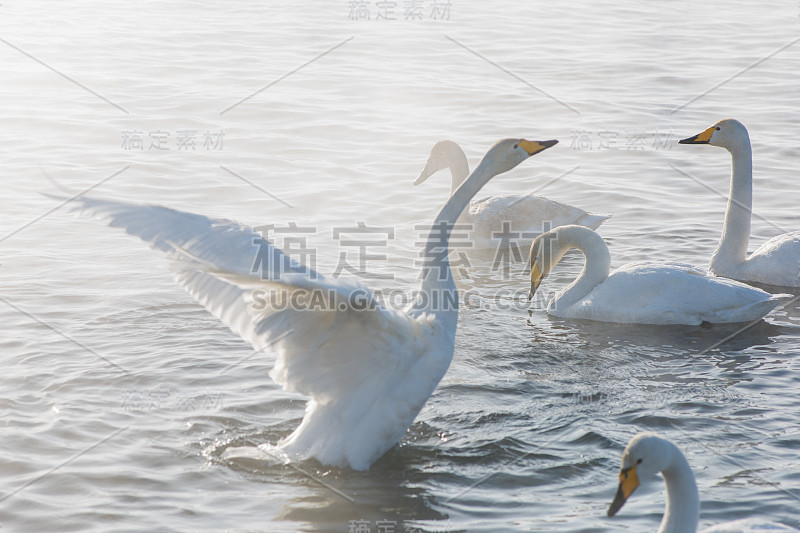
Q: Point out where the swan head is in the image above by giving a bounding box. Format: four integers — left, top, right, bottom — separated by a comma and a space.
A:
527, 225, 582, 299
414, 140, 463, 185
607, 432, 673, 517
479, 138, 558, 178
678, 118, 750, 150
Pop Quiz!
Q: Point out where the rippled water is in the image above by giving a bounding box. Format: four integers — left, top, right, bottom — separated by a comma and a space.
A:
2, 1, 800, 531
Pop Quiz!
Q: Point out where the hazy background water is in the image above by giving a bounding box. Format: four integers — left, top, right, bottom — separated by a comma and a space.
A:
1, 1, 800, 531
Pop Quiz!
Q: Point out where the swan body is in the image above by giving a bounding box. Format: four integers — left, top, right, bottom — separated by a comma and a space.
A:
528, 225, 783, 325
415, 140, 609, 249
679, 119, 800, 287
608, 433, 794, 533
72, 138, 557, 470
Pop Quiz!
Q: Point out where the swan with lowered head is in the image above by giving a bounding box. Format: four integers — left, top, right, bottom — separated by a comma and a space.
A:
71, 138, 557, 470
414, 140, 610, 250
679, 119, 800, 287
608, 432, 794, 532
527, 225, 784, 325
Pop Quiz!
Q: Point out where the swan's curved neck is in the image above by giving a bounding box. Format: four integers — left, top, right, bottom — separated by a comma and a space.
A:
710, 137, 752, 273
446, 147, 471, 196
658, 442, 700, 533
551, 228, 611, 312
412, 156, 495, 325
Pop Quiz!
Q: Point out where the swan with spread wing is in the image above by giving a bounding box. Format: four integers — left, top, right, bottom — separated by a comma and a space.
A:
72, 138, 557, 470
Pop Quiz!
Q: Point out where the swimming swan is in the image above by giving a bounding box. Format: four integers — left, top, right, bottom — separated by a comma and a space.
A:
608, 432, 794, 532
414, 140, 609, 249
72, 138, 557, 470
679, 119, 800, 287
527, 225, 783, 325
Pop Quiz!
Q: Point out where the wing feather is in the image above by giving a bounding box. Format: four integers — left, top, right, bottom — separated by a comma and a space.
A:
71, 196, 425, 402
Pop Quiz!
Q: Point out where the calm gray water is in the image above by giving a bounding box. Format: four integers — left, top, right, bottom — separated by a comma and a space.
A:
2, 1, 800, 531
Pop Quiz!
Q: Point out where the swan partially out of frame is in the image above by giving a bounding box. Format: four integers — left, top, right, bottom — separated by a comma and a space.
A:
414, 140, 609, 250
679, 119, 800, 287
527, 225, 784, 325
71, 138, 557, 470
608, 432, 795, 532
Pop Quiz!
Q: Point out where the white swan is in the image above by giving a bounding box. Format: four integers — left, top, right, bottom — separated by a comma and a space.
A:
608, 432, 795, 532
71, 138, 557, 470
414, 140, 609, 250
527, 225, 784, 325
679, 119, 800, 287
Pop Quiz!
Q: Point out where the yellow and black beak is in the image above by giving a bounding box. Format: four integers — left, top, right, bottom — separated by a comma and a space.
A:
528, 240, 545, 300
679, 126, 715, 145
519, 139, 559, 156
607, 464, 640, 517
529, 262, 544, 300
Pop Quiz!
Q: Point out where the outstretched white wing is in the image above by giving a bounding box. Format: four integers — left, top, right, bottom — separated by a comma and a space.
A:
72, 197, 438, 403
